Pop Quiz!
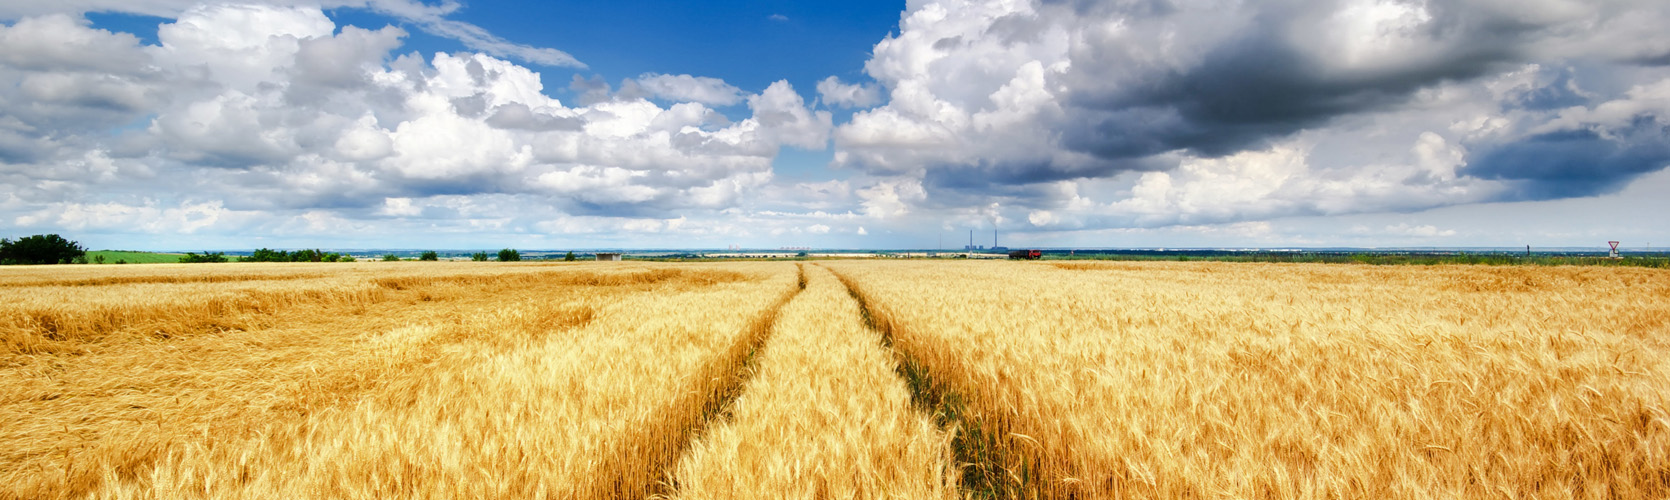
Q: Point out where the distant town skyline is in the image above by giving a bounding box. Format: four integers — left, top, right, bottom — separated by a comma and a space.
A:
2, 1, 1669, 251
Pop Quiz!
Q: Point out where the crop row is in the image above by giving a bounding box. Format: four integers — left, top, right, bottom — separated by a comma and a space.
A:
823, 260, 1670, 499
666, 264, 957, 499
2, 262, 797, 499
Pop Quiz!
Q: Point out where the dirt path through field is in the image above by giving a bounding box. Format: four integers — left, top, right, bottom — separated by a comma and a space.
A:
663, 264, 959, 499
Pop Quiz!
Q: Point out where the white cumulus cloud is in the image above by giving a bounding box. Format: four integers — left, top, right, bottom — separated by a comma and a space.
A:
631, 74, 745, 106
816, 76, 881, 109
0, 4, 837, 244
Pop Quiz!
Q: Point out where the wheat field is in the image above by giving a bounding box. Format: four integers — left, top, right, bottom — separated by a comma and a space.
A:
2, 260, 1666, 499
666, 264, 958, 499
824, 261, 1670, 499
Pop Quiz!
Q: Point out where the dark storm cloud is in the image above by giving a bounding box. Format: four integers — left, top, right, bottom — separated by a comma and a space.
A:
1061, 2, 1525, 161
915, 170, 1090, 210
0, 132, 52, 164
920, 155, 1169, 193
832, 0, 1670, 232
1465, 120, 1670, 200
1632, 53, 1670, 67
559, 199, 669, 218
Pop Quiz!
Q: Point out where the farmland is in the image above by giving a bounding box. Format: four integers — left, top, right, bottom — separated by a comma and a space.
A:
83, 251, 185, 264
2, 260, 1667, 499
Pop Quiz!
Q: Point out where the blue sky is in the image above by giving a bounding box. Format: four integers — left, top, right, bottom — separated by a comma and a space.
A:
85, 2, 898, 106
3, 0, 1670, 251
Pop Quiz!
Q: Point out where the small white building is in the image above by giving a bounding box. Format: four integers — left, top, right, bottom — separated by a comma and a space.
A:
596, 252, 622, 261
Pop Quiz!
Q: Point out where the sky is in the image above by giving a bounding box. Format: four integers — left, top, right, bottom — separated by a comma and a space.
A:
2, 0, 1668, 251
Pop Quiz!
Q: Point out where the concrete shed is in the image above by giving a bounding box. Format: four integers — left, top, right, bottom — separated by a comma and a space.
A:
596, 252, 622, 261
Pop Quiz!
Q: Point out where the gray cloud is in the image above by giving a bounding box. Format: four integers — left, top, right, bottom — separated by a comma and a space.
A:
0, 15, 165, 126
291, 25, 406, 88
834, 0, 1670, 227
816, 76, 881, 109
0, 14, 150, 73
567, 74, 613, 106
484, 103, 584, 131
1467, 123, 1670, 200
1505, 67, 1592, 111
1056, 0, 1627, 161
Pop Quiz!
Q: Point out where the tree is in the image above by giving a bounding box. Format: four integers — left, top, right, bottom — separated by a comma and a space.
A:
179, 251, 228, 263
471, 252, 489, 262
0, 234, 86, 265
564, 251, 576, 262
498, 248, 520, 262
242, 248, 288, 262
419, 251, 439, 261
382, 254, 401, 262
292, 249, 322, 262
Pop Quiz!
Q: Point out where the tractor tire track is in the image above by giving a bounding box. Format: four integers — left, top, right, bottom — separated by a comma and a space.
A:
824, 264, 1076, 499
594, 264, 806, 499
659, 264, 958, 499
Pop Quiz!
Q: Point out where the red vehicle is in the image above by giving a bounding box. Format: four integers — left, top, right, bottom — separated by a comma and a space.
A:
1008, 249, 1042, 260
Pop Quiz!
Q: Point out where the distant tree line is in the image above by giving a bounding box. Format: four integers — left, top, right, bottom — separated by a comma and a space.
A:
0, 234, 86, 265
236, 248, 355, 263
416, 249, 521, 261
179, 252, 228, 263
2, 235, 575, 266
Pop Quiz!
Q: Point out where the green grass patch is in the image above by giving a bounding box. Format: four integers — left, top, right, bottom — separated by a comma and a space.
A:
87, 250, 187, 264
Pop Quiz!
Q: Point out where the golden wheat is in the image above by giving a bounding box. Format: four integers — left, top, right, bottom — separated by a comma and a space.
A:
6, 260, 1666, 499
666, 264, 957, 500
823, 260, 1670, 499
1, 261, 797, 499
